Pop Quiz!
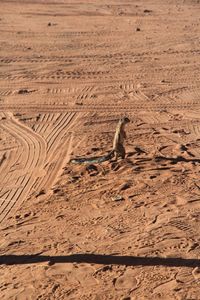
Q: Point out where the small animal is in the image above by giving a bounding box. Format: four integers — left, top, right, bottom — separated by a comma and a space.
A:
112, 116, 130, 160
70, 116, 130, 164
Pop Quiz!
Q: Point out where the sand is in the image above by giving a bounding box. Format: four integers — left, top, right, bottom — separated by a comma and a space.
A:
0, 0, 200, 299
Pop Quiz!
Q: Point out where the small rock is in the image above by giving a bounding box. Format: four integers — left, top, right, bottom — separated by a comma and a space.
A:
136, 27, 141, 31
144, 9, 152, 13
112, 195, 124, 202
47, 22, 57, 27
18, 89, 35, 95
18, 89, 29, 94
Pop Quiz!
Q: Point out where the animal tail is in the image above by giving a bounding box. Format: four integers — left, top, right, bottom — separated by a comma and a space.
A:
70, 150, 114, 164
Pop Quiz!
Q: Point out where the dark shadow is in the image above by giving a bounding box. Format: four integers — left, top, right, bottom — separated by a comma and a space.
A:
133, 166, 171, 173
155, 155, 200, 164
135, 155, 200, 165
131, 154, 200, 173
1, 254, 200, 267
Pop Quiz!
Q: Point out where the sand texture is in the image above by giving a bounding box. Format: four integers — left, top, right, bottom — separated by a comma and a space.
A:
1, 0, 200, 299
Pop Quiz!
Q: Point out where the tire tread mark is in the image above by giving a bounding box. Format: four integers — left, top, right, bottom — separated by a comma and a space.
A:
0, 114, 47, 222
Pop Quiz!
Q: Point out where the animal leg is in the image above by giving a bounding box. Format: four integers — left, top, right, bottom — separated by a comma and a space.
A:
113, 150, 118, 161
118, 144, 126, 159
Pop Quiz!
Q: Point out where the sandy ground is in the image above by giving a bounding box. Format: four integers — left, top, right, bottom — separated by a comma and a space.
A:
1, 0, 200, 299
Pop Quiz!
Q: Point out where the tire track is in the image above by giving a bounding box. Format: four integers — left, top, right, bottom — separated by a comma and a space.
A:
0, 70, 111, 82
0, 113, 47, 222
33, 112, 78, 192
118, 82, 150, 101
0, 150, 15, 184
0, 89, 14, 96
46, 113, 71, 153
1, 48, 199, 64
153, 86, 189, 99
1, 101, 200, 113
47, 113, 75, 154
76, 86, 96, 105
3, 111, 78, 210
167, 219, 193, 236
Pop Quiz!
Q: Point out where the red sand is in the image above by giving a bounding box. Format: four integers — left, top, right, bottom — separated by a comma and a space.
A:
1, 1, 200, 299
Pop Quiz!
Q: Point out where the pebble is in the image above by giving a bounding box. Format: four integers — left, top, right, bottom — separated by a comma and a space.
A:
112, 195, 124, 202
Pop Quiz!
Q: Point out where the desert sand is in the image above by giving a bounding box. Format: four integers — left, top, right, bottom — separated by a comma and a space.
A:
1, 0, 200, 299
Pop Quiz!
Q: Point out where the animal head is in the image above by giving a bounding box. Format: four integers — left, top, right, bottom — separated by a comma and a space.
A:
120, 116, 130, 124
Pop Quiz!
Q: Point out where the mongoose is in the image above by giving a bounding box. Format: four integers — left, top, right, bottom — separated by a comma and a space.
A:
70, 116, 130, 164
112, 116, 130, 160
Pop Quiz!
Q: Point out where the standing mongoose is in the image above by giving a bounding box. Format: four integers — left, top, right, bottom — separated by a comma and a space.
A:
112, 116, 130, 160
70, 116, 130, 164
